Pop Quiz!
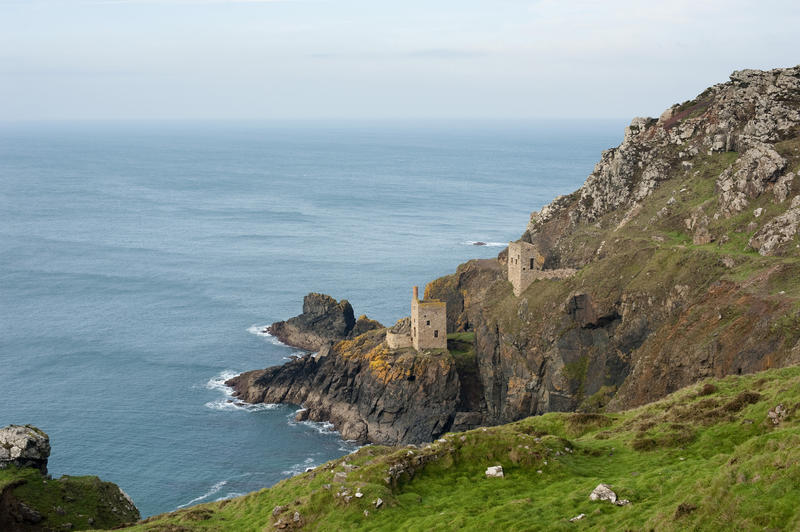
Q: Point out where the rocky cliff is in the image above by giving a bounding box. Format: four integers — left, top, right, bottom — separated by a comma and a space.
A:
0, 425, 140, 531
267, 293, 383, 352
234, 65, 800, 443
228, 329, 460, 444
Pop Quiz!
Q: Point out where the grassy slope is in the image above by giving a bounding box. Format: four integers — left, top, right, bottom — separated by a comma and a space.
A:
127, 365, 800, 531
0, 467, 140, 530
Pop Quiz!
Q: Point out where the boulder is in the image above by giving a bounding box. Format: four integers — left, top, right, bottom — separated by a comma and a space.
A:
749, 202, 800, 256
589, 483, 616, 502
589, 483, 630, 506
485, 465, 504, 478
768, 404, 787, 425
0, 425, 50, 474
716, 144, 787, 216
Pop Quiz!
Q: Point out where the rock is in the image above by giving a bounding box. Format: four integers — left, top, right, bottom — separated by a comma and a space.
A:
355, 491, 363, 498
375, 498, 383, 508
589, 483, 618, 503
768, 404, 787, 425
749, 206, 800, 255
227, 330, 461, 446
272, 505, 287, 517
267, 293, 383, 351
350, 315, 383, 339
774, 172, 795, 203
485, 465, 504, 478
0, 425, 50, 474
333, 472, 348, 483
569, 513, 586, 522
716, 144, 787, 216
753, 207, 763, 218
473, 241, 487, 246
16, 502, 42, 524
294, 409, 309, 422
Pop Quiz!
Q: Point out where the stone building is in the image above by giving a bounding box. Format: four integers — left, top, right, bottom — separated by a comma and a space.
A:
410, 286, 447, 350
507, 240, 545, 296
385, 317, 413, 349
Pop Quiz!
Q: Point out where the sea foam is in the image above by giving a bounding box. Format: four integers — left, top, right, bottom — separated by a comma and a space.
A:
247, 324, 288, 346
177, 480, 227, 509
204, 371, 279, 412
462, 240, 507, 247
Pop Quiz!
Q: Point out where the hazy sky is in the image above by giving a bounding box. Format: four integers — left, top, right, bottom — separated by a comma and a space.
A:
1, 0, 798, 121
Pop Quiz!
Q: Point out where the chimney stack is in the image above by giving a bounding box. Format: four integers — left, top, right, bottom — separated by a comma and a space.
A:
412, 286, 419, 301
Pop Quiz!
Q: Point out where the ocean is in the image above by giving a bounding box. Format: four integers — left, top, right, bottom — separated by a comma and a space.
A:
0, 120, 623, 517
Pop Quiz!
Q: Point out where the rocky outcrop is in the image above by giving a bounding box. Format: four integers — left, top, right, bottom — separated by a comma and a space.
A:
0, 425, 50, 474
524, 65, 800, 268
228, 330, 460, 445
424, 259, 504, 333
716, 144, 787, 216
0, 425, 140, 531
267, 293, 383, 351
749, 195, 800, 256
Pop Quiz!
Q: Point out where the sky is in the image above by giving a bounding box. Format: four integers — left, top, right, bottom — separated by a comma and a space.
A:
1, 0, 798, 121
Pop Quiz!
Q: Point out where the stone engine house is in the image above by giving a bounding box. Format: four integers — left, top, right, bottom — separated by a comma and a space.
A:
507, 240, 545, 296
411, 286, 447, 350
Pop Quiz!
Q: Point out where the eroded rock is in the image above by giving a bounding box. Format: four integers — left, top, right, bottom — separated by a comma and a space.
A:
267, 293, 382, 351
0, 425, 50, 474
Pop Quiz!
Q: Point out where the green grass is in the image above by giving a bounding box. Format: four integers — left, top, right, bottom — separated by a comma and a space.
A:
447, 332, 476, 374
0, 466, 140, 530
124, 366, 800, 531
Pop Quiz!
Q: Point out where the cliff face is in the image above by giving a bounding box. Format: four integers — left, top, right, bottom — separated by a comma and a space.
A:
426, 65, 800, 423
228, 329, 460, 445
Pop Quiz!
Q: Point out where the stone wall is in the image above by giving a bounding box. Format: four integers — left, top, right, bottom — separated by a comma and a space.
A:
386, 331, 413, 349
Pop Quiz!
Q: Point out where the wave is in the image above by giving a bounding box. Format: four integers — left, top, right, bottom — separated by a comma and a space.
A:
204, 371, 279, 412
247, 324, 289, 346
281, 456, 316, 477
177, 480, 227, 509
462, 241, 507, 247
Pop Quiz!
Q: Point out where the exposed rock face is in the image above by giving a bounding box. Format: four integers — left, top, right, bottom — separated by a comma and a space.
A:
424, 259, 504, 333
267, 293, 382, 351
524, 65, 800, 267
716, 144, 786, 216
0, 425, 50, 474
228, 330, 460, 445
749, 196, 800, 256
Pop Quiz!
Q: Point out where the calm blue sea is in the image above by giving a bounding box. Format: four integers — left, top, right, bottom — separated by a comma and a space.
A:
0, 120, 623, 517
